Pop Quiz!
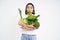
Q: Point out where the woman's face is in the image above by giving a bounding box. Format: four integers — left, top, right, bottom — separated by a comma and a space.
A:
26, 5, 33, 13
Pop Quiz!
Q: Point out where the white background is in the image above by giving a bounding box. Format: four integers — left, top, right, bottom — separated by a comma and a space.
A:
0, 0, 60, 40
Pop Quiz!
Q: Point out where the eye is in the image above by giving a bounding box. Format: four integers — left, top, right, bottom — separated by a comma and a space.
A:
31, 7, 32, 9
27, 6, 29, 9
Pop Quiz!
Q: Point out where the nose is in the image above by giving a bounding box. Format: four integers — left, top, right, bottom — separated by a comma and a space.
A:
29, 8, 31, 11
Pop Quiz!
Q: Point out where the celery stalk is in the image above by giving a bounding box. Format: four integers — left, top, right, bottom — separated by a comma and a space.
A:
18, 8, 22, 19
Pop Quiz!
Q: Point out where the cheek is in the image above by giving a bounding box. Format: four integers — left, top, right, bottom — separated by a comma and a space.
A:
30, 9, 33, 12
26, 8, 33, 12
27, 9, 29, 10
27, 8, 30, 11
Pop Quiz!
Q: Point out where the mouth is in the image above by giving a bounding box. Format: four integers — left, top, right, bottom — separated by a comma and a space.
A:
26, 11, 32, 15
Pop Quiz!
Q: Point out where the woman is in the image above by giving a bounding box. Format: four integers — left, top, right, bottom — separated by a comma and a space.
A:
18, 3, 37, 40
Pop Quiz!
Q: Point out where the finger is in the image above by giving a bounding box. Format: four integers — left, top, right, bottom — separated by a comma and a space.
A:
33, 27, 36, 29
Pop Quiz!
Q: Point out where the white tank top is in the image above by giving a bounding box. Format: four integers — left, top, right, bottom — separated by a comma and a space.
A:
21, 28, 38, 35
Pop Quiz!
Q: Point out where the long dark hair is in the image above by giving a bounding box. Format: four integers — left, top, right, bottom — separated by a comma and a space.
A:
25, 3, 35, 15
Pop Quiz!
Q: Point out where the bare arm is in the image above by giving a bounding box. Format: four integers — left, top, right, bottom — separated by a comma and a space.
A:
18, 19, 36, 30
18, 19, 27, 27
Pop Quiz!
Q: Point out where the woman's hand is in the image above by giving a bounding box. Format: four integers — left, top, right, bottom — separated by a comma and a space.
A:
18, 20, 36, 30
21, 24, 36, 30
27, 25, 34, 28
26, 25, 36, 30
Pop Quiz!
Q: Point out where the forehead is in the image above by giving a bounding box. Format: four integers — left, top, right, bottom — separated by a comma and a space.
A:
27, 5, 33, 7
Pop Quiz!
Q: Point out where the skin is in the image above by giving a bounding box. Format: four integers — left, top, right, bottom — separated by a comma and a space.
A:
27, 5, 33, 13
18, 5, 36, 30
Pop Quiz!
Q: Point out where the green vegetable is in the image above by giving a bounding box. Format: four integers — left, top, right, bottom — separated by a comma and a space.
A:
18, 8, 40, 29
18, 8, 22, 19
33, 21, 40, 29
23, 18, 29, 25
26, 15, 40, 21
